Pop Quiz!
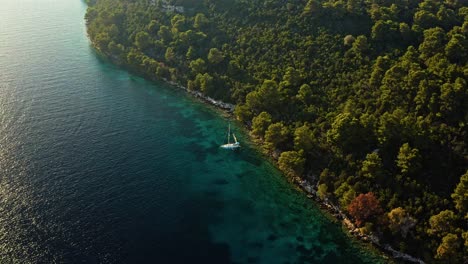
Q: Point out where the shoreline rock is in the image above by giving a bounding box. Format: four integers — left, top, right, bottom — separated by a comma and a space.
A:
295, 178, 426, 264
165, 80, 235, 112
93, 45, 426, 264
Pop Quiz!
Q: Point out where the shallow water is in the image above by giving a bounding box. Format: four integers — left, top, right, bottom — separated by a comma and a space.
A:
0, 0, 387, 263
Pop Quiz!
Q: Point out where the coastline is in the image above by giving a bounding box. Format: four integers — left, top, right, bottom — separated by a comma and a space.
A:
91, 45, 425, 264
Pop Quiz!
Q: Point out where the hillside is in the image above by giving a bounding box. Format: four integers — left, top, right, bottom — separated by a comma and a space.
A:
85, 0, 468, 262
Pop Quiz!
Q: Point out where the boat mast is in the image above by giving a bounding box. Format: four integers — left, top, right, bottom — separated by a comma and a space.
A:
227, 123, 231, 144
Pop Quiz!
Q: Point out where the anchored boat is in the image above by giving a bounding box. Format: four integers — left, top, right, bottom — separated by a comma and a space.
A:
220, 123, 240, 150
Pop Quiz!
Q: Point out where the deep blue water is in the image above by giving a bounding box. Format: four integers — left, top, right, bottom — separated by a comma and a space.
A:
0, 0, 387, 263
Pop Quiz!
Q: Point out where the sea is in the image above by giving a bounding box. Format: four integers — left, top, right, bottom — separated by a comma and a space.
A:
0, 0, 387, 263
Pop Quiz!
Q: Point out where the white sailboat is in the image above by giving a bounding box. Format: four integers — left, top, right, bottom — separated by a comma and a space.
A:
220, 123, 240, 149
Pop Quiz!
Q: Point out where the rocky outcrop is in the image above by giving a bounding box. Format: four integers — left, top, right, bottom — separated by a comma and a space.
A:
295, 178, 426, 264
166, 80, 235, 112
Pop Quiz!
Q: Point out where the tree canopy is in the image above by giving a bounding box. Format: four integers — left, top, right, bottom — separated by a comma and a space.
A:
86, 0, 468, 261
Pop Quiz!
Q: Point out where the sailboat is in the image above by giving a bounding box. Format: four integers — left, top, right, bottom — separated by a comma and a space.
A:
220, 123, 240, 149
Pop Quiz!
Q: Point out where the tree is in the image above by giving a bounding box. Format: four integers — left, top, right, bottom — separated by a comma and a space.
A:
371, 20, 398, 43
171, 14, 186, 31
427, 210, 456, 237
435, 233, 461, 261
334, 182, 356, 208
418, 27, 446, 60
399, 22, 412, 42
352, 35, 369, 53
445, 33, 467, 63
437, 6, 459, 29
346, 0, 364, 14
156, 65, 170, 79
86, 1, 468, 260
245, 80, 281, 116
157, 25, 172, 43
251, 112, 272, 138
369, 56, 391, 88
348, 192, 383, 227
234, 104, 253, 123
282, 67, 302, 88
296, 84, 314, 105
396, 143, 421, 175
360, 152, 384, 180
319, 168, 334, 185
293, 124, 315, 153
189, 58, 206, 74
463, 231, 468, 254
278, 150, 305, 178
317, 183, 329, 199
344, 35, 356, 46
451, 170, 468, 215
302, 0, 321, 15
94, 32, 111, 51
107, 41, 125, 58
327, 112, 368, 154
198, 73, 214, 95
264, 122, 289, 151
194, 13, 209, 29
413, 10, 438, 29
207, 48, 224, 64
165, 47, 175, 62
387, 207, 416, 238
186, 46, 196, 60
147, 20, 159, 34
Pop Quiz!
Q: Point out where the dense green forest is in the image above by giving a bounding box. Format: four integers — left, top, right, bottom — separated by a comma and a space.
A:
85, 0, 467, 262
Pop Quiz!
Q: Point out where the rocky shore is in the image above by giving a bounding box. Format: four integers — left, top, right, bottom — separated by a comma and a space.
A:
165, 80, 235, 112
171, 79, 427, 264
295, 177, 426, 264
99, 48, 426, 264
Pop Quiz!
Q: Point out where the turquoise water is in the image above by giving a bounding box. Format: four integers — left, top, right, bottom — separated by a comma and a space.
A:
0, 0, 387, 263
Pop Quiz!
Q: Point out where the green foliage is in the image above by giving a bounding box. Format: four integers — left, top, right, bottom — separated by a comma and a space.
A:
264, 122, 289, 151
194, 13, 209, 29
303, 0, 321, 15
317, 183, 329, 199
435, 233, 461, 261
135, 31, 151, 50
198, 73, 214, 95
396, 143, 421, 175
245, 80, 281, 117
451, 170, 468, 215
251, 111, 272, 139
327, 112, 372, 155
427, 210, 457, 237
334, 182, 356, 208
278, 150, 305, 178
343, 35, 355, 46
165, 47, 175, 62
158, 25, 172, 43
171, 14, 186, 32
293, 124, 315, 153
360, 152, 383, 180
86, 0, 468, 261
207, 48, 224, 64
387, 207, 416, 238
189, 58, 206, 74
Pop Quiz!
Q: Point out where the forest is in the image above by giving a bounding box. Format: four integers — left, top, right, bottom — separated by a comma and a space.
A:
85, 0, 468, 262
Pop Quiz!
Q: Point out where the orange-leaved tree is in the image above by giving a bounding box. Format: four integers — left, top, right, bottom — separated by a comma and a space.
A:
347, 192, 382, 227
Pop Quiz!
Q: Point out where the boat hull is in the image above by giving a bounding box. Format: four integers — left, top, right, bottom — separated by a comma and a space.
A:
220, 143, 240, 149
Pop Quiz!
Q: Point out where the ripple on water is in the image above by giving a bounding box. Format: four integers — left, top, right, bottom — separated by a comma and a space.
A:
0, 0, 387, 263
